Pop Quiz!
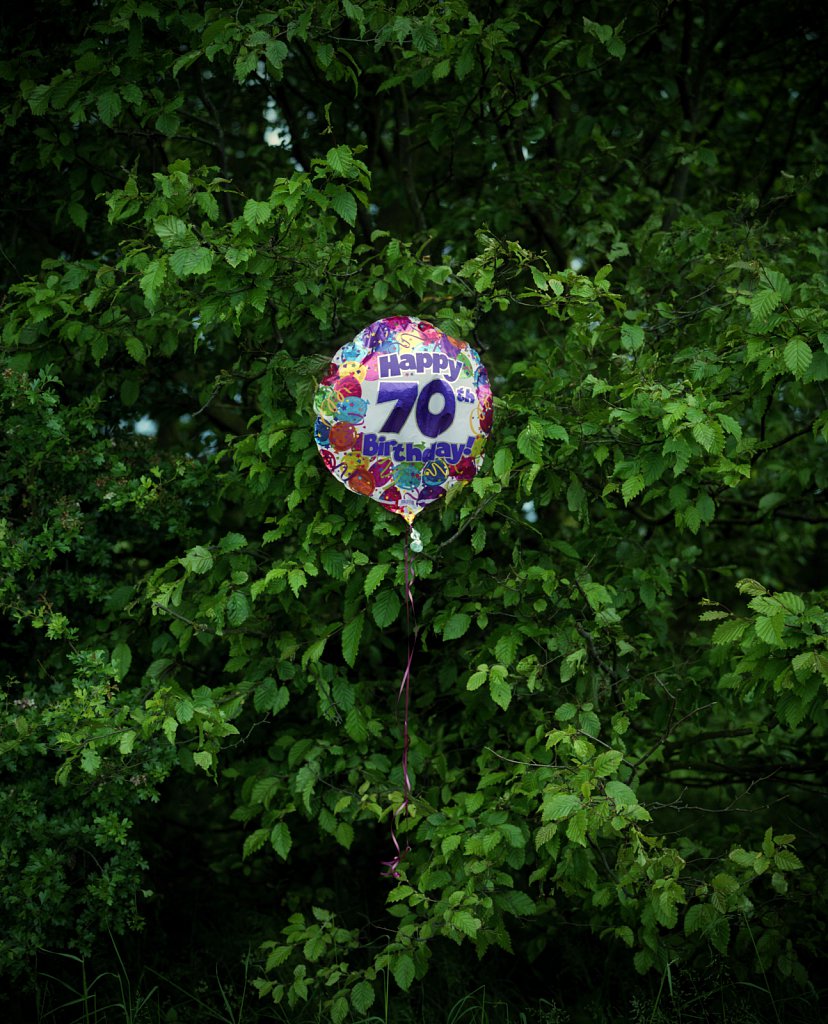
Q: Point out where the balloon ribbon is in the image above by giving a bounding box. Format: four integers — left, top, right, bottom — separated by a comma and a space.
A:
381, 525, 418, 877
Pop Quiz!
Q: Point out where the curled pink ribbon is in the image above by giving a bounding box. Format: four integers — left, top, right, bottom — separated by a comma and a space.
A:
381, 526, 418, 878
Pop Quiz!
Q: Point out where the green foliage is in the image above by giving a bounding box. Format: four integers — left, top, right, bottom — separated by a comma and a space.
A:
1, 0, 827, 1019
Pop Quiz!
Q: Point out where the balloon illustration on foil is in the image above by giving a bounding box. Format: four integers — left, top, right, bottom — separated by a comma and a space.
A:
313, 315, 493, 526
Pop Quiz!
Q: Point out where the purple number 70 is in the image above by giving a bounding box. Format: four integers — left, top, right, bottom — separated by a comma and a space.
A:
377, 380, 456, 438
377, 382, 418, 433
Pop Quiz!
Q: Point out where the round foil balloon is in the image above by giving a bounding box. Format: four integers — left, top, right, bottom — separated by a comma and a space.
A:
313, 315, 493, 524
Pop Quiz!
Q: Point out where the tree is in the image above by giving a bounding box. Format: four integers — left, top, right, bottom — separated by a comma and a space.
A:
2, 0, 827, 1019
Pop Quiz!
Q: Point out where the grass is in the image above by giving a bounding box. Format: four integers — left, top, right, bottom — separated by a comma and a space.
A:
11, 937, 822, 1024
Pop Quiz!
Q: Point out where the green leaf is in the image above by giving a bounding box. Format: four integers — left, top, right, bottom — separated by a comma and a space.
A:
493, 447, 513, 482
749, 288, 781, 321
154, 215, 188, 241
111, 642, 132, 681
449, 910, 481, 938
543, 793, 580, 820
330, 996, 348, 1024
270, 822, 292, 860
443, 612, 471, 640
140, 259, 167, 307
119, 730, 136, 755
364, 563, 389, 597
517, 423, 543, 463
125, 337, 147, 364
692, 421, 715, 452
621, 474, 644, 505
288, 568, 307, 598
494, 631, 520, 667
183, 545, 213, 574
605, 780, 638, 809
243, 199, 272, 228
350, 981, 374, 1014
466, 667, 487, 691
243, 828, 269, 859
342, 613, 364, 667
593, 750, 623, 777
783, 337, 812, 378
227, 591, 250, 627
754, 613, 784, 646
326, 145, 355, 176
97, 90, 122, 126
169, 246, 214, 277
193, 751, 212, 772
372, 588, 400, 628
392, 953, 415, 991
489, 673, 512, 710
774, 849, 803, 871
712, 619, 748, 645
330, 188, 357, 226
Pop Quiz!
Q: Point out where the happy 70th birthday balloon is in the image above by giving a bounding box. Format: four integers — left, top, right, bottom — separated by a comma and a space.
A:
313, 315, 493, 525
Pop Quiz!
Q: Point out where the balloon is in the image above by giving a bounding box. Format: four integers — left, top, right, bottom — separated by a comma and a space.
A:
314, 315, 493, 525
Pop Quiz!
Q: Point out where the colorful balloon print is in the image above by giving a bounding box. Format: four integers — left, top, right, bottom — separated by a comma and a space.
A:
314, 315, 493, 524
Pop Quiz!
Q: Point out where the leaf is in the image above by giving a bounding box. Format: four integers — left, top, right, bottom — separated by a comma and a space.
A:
111, 642, 132, 681
331, 996, 348, 1024
326, 145, 355, 176
351, 981, 374, 1014
495, 890, 535, 916
97, 89, 122, 126
593, 750, 623, 777
493, 447, 513, 482
449, 910, 481, 939
392, 953, 415, 991
125, 337, 147, 364
342, 613, 364, 667
621, 474, 644, 505
271, 822, 292, 860
749, 288, 781, 321
183, 545, 213, 574
712, 619, 748, 645
489, 673, 512, 711
364, 563, 389, 597
227, 591, 250, 627
543, 793, 580, 820
372, 588, 400, 628
517, 423, 543, 463
243, 828, 269, 859
118, 730, 136, 756
243, 199, 272, 228
775, 591, 805, 614
774, 849, 803, 871
288, 568, 307, 598
169, 246, 214, 277
140, 259, 167, 307
754, 613, 785, 646
466, 667, 487, 691
605, 780, 638, 809
783, 337, 812, 378
81, 748, 101, 774
566, 810, 588, 846
193, 751, 212, 772
154, 215, 188, 241
443, 612, 471, 640
330, 188, 357, 226
544, 423, 570, 443
494, 631, 520, 667
692, 421, 715, 452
